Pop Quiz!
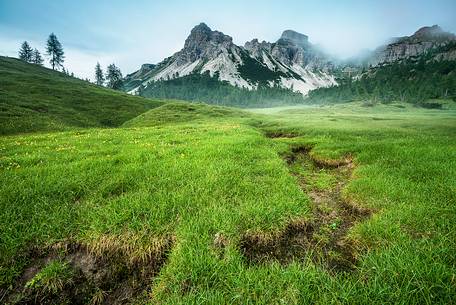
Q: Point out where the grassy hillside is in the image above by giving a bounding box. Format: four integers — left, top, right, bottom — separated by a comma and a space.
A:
1, 101, 455, 304
122, 101, 252, 127
0, 57, 164, 135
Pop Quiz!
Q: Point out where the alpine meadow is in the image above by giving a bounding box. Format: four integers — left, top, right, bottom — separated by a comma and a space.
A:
1, 1, 456, 304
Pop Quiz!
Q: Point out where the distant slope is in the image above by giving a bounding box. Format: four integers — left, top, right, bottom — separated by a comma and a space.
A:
307, 42, 456, 105
369, 25, 456, 66
0, 57, 164, 135
123, 101, 251, 127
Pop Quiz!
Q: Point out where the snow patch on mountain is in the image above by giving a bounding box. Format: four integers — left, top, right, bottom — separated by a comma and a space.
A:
201, 51, 254, 89
124, 23, 339, 96
153, 59, 201, 81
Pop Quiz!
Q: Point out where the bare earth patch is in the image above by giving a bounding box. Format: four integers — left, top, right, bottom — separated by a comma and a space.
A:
240, 145, 372, 272
264, 131, 299, 139
5, 236, 174, 305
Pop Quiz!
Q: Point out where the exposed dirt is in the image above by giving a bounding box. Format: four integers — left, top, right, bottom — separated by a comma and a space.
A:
240, 145, 372, 272
5, 237, 174, 305
264, 131, 299, 139
212, 232, 230, 260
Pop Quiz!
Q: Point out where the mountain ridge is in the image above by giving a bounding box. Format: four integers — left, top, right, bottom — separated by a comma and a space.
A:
123, 23, 456, 104
123, 23, 337, 96
366, 25, 456, 66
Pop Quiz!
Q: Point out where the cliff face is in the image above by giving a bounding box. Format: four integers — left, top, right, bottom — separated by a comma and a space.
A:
370, 25, 456, 66
176, 23, 237, 64
245, 30, 333, 70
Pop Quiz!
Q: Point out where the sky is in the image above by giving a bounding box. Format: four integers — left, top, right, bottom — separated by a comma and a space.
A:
1, 0, 455, 80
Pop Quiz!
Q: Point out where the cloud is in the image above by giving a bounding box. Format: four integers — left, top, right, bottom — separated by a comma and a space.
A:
0, 35, 119, 81
63, 48, 118, 81
2, 0, 456, 77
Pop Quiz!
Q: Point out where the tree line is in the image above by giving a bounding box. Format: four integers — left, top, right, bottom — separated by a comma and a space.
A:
19, 33, 64, 70
94, 62, 123, 90
18, 33, 123, 90
139, 72, 305, 107
307, 43, 456, 106
307, 58, 456, 106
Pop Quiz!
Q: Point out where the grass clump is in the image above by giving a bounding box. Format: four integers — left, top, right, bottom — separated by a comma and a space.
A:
25, 260, 74, 295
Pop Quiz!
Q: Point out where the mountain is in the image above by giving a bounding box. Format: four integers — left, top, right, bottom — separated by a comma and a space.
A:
307, 26, 456, 105
123, 23, 337, 98
0, 56, 163, 135
369, 25, 456, 66
243, 30, 336, 92
123, 23, 456, 107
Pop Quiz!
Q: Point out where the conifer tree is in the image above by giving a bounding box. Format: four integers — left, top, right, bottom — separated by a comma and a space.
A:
95, 62, 105, 86
19, 41, 33, 62
46, 33, 65, 70
106, 63, 123, 90
32, 48, 44, 65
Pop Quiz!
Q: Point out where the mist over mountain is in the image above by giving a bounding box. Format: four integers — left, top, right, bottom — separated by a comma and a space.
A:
361, 25, 456, 66
122, 22, 456, 106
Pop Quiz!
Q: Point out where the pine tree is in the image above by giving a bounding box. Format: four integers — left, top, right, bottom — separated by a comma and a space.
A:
32, 49, 44, 65
19, 41, 33, 62
106, 64, 123, 90
46, 33, 65, 70
95, 62, 105, 86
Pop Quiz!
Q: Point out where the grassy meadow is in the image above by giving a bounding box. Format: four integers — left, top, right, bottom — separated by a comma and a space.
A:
1, 96, 455, 303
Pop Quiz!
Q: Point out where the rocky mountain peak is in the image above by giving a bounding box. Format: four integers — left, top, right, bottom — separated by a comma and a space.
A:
370, 25, 456, 66
184, 23, 233, 48
279, 30, 309, 46
413, 25, 444, 38
180, 22, 234, 63
244, 39, 272, 58
191, 22, 211, 33
124, 23, 337, 96
396, 25, 456, 44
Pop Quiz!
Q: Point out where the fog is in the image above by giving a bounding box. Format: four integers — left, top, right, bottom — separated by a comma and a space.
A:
1, 0, 455, 79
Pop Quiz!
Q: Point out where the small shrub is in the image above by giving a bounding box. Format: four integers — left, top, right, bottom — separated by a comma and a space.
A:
417, 102, 443, 109
362, 100, 376, 107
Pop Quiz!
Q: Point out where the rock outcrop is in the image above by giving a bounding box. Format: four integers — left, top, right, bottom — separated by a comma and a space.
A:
370, 25, 456, 66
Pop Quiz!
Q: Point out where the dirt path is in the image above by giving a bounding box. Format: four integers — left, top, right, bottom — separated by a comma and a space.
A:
241, 143, 372, 272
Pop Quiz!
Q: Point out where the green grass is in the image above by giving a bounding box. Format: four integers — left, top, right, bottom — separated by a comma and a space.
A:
25, 260, 74, 294
1, 98, 456, 304
0, 56, 164, 135
122, 101, 251, 127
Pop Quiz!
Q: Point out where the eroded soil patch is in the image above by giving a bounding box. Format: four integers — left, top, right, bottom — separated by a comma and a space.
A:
240, 146, 372, 272
264, 131, 299, 139
5, 236, 174, 305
